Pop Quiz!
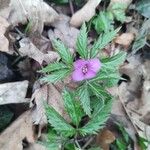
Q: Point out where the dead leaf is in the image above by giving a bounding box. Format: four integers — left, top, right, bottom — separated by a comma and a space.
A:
0, 0, 59, 34
19, 38, 59, 64
115, 33, 135, 48
96, 128, 115, 150
0, 16, 9, 52
70, 0, 102, 27
31, 83, 69, 137
0, 80, 29, 105
48, 14, 79, 50
118, 54, 150, 147
0, 110, 34, 150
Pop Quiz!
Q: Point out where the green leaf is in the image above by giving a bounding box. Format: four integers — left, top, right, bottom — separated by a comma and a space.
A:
53, 39, 73, 64
116, 123, 129, 144
65, 143, 76, 150
93, 11, 113, 33
40, 62, 68, 73
138, 136, 150, 150
109, 2, 127, 22
79, 100, 112, 135
76, 23, 88, 58
41, 69, 70, 83
101, 51, 126, 70
77, 83, 91, 117
88, 82, 111, 100
90, 70, 120, 83
115, 139, 126, 150
63, 89, 83, 126
90, 28, 120, 58
136, 0, 150, 18
45, 105, 76, 137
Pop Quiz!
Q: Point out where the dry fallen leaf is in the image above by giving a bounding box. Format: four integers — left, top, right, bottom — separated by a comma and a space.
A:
0, 16, 9, 52
115, 33, 135, 48
0, 0, 59, 34
31, 83, 69, 136
118, 54, 150, 147
19, 38, 59, 64
96, 128, 116, 150
70, 0, 102, 27
0, 110, 34, 150
0, 80, 29, 105
48, 14, 79, 50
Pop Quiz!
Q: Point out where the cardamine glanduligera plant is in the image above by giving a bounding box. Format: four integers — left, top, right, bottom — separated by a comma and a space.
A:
40, 23, 126, 149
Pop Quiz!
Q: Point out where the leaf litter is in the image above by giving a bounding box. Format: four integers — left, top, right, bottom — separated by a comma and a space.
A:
0, 0, 150, 149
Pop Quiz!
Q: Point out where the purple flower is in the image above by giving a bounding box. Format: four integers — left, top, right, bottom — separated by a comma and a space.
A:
72, 58, 101, 81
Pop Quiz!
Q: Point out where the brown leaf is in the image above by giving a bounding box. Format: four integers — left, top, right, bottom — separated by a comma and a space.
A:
48, 14, 79, 50
96, 128, 115, 150
70, 0, 102, 27
31, 84, 69, 136
19, 38, 59, 64
118, 55, 150, 146
0, 110, 34, 150
115, 33, 135, 48
0, 16, 9, 52
0, 0, 59, 34
0, 80, 29, 105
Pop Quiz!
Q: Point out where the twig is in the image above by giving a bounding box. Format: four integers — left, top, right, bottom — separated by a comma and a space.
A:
75, 140, 82, 149
118, 92, 139, 134
69, 0, 74, 15
82, 136, 94, 149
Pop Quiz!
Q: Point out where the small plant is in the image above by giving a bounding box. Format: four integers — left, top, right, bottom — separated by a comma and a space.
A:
40, 23, 126, 149
92, 2, 127, 34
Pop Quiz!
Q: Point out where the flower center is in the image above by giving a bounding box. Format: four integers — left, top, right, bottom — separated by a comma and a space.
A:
82, 64, 88, 75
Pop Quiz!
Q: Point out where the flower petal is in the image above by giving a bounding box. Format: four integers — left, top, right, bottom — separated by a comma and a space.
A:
72, 69, 85, 81
84, 70, 96, 80
88, 58, 101, 73
73, 59, 87, 69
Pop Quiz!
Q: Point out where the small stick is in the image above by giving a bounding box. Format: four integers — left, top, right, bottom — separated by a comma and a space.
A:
69, 0, 74, 15
82, 136, 94, 149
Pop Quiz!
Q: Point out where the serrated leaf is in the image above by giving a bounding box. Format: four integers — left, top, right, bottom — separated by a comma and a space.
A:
132, 35, 146, 54
79, 100, 112, 135
110, 2, 127, 22
88, 82, 111, 100
40, 62, 68, 73
90, 28, 120, 58
53, 39, 73, 64
41, 69, 70, 83
76, 23, 88, 58
45, 105, 76, 137
63, 89, 83, 126
136, 0, 150, 18
77, 83, 91, 117
90, 70, 120, 83
93, 11, 113, 33
132, 19, 150, 54
101, 51, 126, 70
